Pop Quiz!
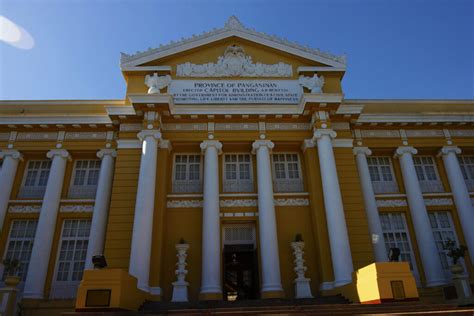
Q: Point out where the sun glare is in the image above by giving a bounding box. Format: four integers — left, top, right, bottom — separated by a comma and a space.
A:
0, 15, 34, 49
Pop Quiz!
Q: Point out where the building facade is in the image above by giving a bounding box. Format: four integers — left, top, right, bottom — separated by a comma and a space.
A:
0, 16, 473, 313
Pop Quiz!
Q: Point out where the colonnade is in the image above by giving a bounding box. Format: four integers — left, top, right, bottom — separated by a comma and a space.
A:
0, 129, 472, 298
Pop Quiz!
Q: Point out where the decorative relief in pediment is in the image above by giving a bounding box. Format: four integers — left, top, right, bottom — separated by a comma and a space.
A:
176, 45, 293, 78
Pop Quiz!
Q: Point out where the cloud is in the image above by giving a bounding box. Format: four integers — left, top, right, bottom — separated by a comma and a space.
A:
0, 15, 34, 49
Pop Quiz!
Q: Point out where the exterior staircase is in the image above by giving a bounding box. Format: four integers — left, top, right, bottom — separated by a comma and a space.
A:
64, 296, 474, 315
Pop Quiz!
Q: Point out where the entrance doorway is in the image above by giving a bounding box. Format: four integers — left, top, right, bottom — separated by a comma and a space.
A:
222, 225, 259, 301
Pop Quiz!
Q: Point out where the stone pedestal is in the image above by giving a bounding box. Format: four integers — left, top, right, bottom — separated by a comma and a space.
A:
291, 241, 313, 299
172, 243, 190, 302
450, 265, 474, 305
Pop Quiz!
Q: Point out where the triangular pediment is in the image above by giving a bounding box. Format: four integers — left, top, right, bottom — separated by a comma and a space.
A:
120, 16, 346, 69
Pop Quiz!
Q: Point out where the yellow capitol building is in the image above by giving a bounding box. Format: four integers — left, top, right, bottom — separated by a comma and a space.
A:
0, 16, 473, 315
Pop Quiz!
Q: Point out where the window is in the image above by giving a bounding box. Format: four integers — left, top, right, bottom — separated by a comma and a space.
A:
2, 220, 38, 281
429, 211, 464, 279
271, 153, 304, 192
380, 213, 419, 276
68, 160, 101, 199
367, 157, 398, 194
413, 156, 444, 193
18, 160, 51, 198
172, 154, 202, 193
51, 219, 91, 299
223, 154, 253, 192
459, 156, 474, 191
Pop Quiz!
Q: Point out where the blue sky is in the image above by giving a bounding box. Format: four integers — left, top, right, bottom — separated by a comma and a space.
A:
0, 0, 473, 100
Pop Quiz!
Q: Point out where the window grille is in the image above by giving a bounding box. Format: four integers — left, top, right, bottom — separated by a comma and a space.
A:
68, 160, 101, 199
18, 160, 51, 198
413, 156, 444, 193
429, 211, 464, 280
223, 154, 253, 192
380, 213, 419, 277
223, 225, 255, 245
2, 220, 38, 281
271, 153, 304, 192
172, 154, 202, 193
459, 156, 474, 192
367, 157, 399, 193
50, 219, 91, 299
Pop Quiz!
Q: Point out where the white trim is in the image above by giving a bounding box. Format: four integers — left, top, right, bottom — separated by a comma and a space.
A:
297, 66, 346, 73
105, 105, 136, 116
172, 153, 203, 194
149, 287, 162, 295
271, 152, 304, 193
332, 139, 353, 148
0, 116, 112, 125
222, 153, 254, 193
121, 66, 172, 72
358, 114, 474, 123
117, 139, 141, 149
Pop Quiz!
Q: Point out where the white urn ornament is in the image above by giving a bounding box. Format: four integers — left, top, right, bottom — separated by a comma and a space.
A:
291, 234, 313, 299
171, 239, 190, 302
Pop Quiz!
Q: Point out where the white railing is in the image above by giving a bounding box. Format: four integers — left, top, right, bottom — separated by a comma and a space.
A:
372, 181, 399, 194
18, 186, 46, 199
172, 180, 202, 193
223, 179, 253, 193
465, 179, 474, 192
67, 185, 97, 199
419, 180, 444, 193
273, 179, 304, 193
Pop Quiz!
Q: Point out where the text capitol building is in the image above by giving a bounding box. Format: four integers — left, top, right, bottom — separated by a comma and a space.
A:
0, 16, 473, 315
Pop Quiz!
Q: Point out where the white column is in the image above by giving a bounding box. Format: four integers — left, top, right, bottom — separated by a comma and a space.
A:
84, 149, 116, 270
395, 146, 445, 286
440, 146, 474, 263
353, 147, 387, 262
199, 140, 223, 297
129, 130, 161, 292
313, 129, 353, 287
252, 140, 284, 295
24, 149, 70, 299
0, 150, 22, 231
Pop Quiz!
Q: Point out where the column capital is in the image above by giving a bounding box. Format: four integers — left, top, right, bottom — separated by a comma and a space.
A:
159, 139, 173, 151
0, 149, 23, 161
439, 146, 461, 156
252, 140, 274, 154
137, 130, 162, 142
301, 139, 316, 153
46, 149, 71, 161
394, 146, 417, 158
353, 147, 372, 156
313, 129, 337, 140
200, 140, 222, 154
97, 149, 117, 159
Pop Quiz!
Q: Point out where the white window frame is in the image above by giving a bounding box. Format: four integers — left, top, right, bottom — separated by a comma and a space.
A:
429, 211, 466, 280
18, 160, 52, 198
367, 156, 399, 194
413, 156, 444, 193
172, 153, 203, 193
50, 219, 91, 299
222, 153, 253, 193
68, 159, 101, 199
379, 212, 420, 283
459, 155, 474, 192
271, 153, 304, 193
2, 220, 38, 285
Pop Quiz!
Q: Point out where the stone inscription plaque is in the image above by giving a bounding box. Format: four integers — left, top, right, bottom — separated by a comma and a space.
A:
169, 80, 302, 104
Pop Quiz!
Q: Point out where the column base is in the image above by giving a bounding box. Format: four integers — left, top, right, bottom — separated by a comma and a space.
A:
425, 278, 447, 287
149, 287, 162, 301
261, 290, 285, 299
294, 278, 313, 299
319, 281, 334, 291
199, 292, 223, 301
334, 278, 352, 287
172, 281, 189, 302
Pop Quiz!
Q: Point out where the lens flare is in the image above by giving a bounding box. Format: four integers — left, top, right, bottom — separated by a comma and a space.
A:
0, 15, 34, 49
